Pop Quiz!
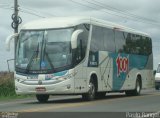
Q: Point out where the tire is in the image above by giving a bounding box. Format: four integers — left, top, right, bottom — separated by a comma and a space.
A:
36, 94, 49, 103
125, 90, 133, 96
155, 86, 159, 90
125, 79, 141, 96
82, 79, 96, 101
134, 79, 141, 95
96, 92, 106, 99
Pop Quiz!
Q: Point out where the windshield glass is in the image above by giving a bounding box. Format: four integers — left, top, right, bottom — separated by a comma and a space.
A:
16, 28, 73, 73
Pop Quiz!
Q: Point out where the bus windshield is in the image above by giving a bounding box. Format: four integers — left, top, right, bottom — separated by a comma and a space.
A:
16, 28, 74, 73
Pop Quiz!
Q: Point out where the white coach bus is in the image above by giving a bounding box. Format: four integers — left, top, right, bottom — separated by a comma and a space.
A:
6, 17, 154, 102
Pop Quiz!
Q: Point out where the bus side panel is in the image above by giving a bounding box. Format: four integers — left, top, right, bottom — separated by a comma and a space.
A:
108, 53, 149, 91
98, 51, 113, 91
74, 63, 88, 93
140, 70, 154, 89
86, 51, 153, 92
140, 54, 154, 89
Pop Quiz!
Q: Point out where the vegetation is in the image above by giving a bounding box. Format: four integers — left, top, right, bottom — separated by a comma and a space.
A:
0, 71, 31, 100
0, 72, 16, 97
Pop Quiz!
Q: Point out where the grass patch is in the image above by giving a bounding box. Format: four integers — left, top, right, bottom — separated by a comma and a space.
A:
0, 72, 15, 97
0, 72, 32, 100
0, 95, 32, 101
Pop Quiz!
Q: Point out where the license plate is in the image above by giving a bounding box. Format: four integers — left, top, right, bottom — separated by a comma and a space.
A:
36, 87, 46, 92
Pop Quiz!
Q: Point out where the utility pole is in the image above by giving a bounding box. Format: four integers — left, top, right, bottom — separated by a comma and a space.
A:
14, 0, 18, 33
13, 0, 18, 68
11, 0, 22, 68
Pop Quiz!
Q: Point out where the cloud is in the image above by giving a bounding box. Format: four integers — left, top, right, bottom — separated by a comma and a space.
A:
0, 0, 160, 70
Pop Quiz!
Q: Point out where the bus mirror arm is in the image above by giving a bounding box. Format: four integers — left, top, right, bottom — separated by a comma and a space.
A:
5, 33, 18, 51
71, 29, 83, 49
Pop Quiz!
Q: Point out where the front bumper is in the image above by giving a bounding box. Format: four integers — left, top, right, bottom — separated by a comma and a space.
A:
15, 78, 75, 95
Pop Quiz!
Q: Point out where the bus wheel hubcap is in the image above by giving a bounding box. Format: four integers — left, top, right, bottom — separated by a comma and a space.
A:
137, 82, 140, 93
89, 82, 95, 98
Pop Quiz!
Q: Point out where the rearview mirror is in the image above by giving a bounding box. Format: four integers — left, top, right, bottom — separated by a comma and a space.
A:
5, 33, 18, 51
71, 29, 83, 49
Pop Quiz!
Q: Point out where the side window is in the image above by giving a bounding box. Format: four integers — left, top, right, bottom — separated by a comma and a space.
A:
74, 24, 89, 63
145, 37, 152, 55
90, 26, 116, 52
90, 26, 104, 52
134, 35, 143, 55
103, 28, 115, 52
140, 36, 152, 55
124, 34, 152, 55
115, 31, 126, 53
124, 33, 138, 54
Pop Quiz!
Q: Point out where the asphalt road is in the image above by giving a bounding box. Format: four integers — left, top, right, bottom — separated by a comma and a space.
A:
0, 88, 160, 118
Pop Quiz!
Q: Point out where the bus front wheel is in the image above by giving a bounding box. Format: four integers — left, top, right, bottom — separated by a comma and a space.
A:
36, 94, 49, 103
82, 79, 96, 101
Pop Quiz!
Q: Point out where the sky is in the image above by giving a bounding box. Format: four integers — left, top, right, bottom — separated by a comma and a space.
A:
0, 0, 160, 71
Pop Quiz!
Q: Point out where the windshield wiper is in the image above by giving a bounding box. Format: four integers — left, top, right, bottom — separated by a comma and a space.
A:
44, 50, 54, 70
26, 43, 39, 72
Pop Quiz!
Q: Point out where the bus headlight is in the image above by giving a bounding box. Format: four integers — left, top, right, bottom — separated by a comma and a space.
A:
55, 73, 75, 81
15, 77, 26, 82
56, 77, 67, 81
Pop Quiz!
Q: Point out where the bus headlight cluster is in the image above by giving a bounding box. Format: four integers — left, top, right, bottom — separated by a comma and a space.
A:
55, 73, 75, 81
15, 77, 26, 82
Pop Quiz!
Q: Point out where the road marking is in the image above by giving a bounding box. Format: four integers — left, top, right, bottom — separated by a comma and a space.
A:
19, 102, 93, 112
88, 92, 160, 104
0, 100, 34, 106
18, 92, 160, 112
0, 96, 79, 106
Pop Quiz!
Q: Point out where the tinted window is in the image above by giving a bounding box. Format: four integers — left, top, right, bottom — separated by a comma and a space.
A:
90, 26, 104, 52
90, 26, 152, 56
115, 31, 126, 53
103, 28, 115, 52
73, 24, 89, 64
124, 34, 152, 55
77, 24, 89, 60
90, 25, 115, 52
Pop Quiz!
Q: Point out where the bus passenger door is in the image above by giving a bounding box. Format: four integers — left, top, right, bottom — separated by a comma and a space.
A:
73, 38, 87, 94
74, 64, 87, 93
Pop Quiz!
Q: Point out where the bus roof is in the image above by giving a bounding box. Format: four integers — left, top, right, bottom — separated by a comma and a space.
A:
21, 16, 149, 37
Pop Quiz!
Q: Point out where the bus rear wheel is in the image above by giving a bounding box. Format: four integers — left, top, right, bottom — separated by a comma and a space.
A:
82, 79, 96, 101
125, 79, 141, 96
36, 94, 49, 103
96, 92, 106, 99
